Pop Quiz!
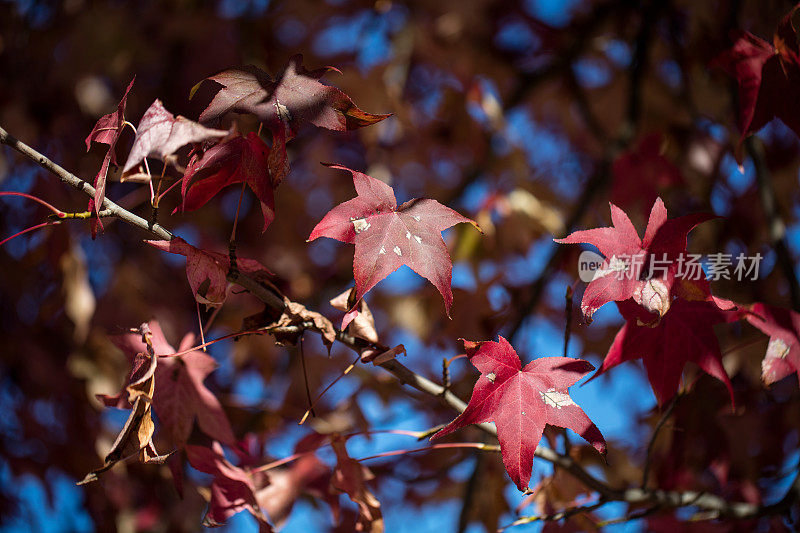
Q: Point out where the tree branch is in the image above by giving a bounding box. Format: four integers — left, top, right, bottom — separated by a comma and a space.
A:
0, 125, 173, 241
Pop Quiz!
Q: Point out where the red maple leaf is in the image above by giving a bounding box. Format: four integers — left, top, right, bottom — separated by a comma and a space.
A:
194, 55, 390, 186
715, 3, 800, 157
146, 237, 272, 307
610, 133, 684, 213
179, 132, 275, 232
110, 320, 236, 447
432, 337, 606, 491
597, 299, 739, 406
186, 441, 273, 532
307, 165, 479, 315
122, 99, 227, 173
84, 77, 134, 237
555, 198, 715, 319
746, 303, 800, 386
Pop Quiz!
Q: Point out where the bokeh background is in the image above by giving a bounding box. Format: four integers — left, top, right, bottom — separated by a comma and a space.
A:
1, 0, 800, 531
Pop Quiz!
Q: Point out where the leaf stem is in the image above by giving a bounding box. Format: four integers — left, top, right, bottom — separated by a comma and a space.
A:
156, 176, 183, 203
0, 191, 63, 215
0, 221, 60, 247
230, 181, 247, 242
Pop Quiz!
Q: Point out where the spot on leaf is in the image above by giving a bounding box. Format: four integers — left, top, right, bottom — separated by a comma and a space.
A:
539, 389, 576, 409
352, 218, 371, 234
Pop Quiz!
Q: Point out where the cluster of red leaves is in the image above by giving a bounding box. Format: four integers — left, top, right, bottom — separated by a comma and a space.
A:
174, 54, 392, 233
195, 55, 390, 186
556, 196, 800, 408
76, 54, 486, 530
87, 319, 388, 531
555, 198, 717, 320
103, 321, 235, 447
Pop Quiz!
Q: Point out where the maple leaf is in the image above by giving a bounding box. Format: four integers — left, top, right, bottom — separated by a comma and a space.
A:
194, 55, 390, 186
84, 78, 134, 237
179, 132, 275, 232
746, 303, 800, 386
186, 441, 273, 532
432, 337, 606, 491
146, 236, 272, 307
610, 133, 683, 212
112, 320, 236, 447
715, 3, 800, 157
597, 299, 739, 406
330, 435, 384, 533
308, 165, 480, 315
555, 197, 715, 319
122, 99, 227, 173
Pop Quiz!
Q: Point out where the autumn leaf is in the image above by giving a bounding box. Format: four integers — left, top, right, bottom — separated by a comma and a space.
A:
308, 165, 480, 316
80, 323, 169, 484
122, 99, 227, 173
432, 337, 606, 491
179, 131, 275, 232
146, 236, 272, 307
746, 303, 800, 386
84, 77, 134, 237
186, 441, 273, 532
274, 296, 338, 350
330, 287, 378, 340
330, 435, 384, 533
715, 3, 800, 158
84, 78, 135, 155
112, 320, 236, 447
597, 299, 739, 406
194, 55, 390, 185
555, 198, 715, 319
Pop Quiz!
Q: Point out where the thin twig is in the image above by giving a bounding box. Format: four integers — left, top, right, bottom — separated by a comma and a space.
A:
499, 499, 607, 531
